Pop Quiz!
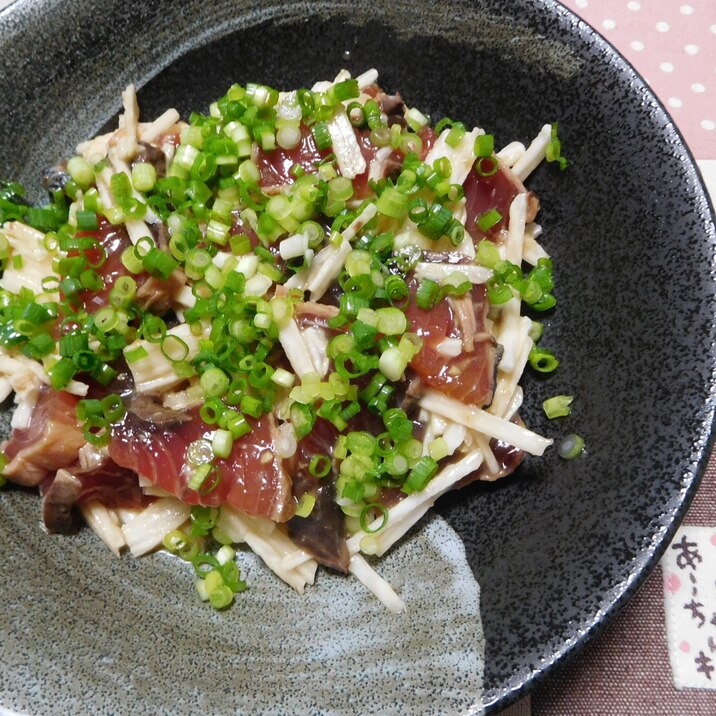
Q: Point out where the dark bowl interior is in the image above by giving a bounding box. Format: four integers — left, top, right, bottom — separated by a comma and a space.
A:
1, 0, 715, 713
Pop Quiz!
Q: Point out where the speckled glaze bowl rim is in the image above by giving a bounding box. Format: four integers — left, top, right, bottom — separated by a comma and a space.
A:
489, 2, 716, 709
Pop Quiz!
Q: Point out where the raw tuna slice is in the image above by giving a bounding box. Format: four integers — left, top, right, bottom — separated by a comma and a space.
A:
404, 282, 498, 408
109, 409, 294, 522
3, 388, 86, 486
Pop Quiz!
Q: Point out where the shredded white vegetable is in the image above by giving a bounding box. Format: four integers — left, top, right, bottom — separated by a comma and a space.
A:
523, 222, 549, 265
420, 390, 553, 456
425, 127, 482, 186
0, 221, 57, 297
327, 111, 367, 179
80, 501, 126, 556
348, 554, 406, 613
496, 141, 526, 167
124, 323, 207, 393
494, 296, 522, 375
348, 450, 485, 558
217, 508, 317, 593
505, 192, 527, 265
121, 497, 192, 557
278, 318, 318, 377
512, 123, 553, 181
414, 262, 492, 285
139, 108, 181, 143
116, 83, 140, 161
490, 317, 533, 418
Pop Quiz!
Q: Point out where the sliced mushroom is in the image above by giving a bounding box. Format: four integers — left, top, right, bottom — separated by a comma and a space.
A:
41, 469, 82, 534
127, 394, 191, 426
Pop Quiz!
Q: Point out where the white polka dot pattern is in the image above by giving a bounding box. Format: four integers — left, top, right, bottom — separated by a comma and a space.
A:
562, 0, 716, 158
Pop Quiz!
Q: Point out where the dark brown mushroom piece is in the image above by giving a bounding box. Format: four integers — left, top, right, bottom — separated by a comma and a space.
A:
132, 141, 167, 178
41, 162, 70, 194
134, 268, 186, 314
41, 469, 82, 534
377, 92, 406, 128
284, 419, 350, 572
127, 394, 191, 426
287, 471, 350, 573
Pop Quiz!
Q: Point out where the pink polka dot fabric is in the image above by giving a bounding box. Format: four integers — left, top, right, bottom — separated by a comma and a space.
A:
560, 0, 716, 159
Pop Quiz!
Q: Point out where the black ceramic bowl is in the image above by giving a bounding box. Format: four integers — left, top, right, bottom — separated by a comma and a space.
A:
1, 0, 715, 713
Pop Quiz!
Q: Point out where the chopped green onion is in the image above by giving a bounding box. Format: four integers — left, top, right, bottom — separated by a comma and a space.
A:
160, 335, 189, 363
163, 529, 189, 553
528, 320, 544, 342
191, 552, 220, 577
240, 394, 262, 419
402, 456, 439, 494
59, 332, 88, 357
542, 395, 573, 419
558, 434, 585, 459
208, 585, 234, 609
142, 247, 178, 280
445, 123, 465, 148
290, 402, 315, 439
295, 493, 316, 518
474, 134, 494, 157
384, 450, 409, 475
76, 210, 99, 231
415, 278, 441, 310
330, 78, 359, 102
528, 346, 559, 373
110, 275, 136, 308
376, 187, 408, 219
120, 245, 144, 274
476, 238, 501, 268
48, 357, 75, 390
125, 345, 148, 363
486, 282, 513, 304
308, 454, 332, 478
132, 162, 157, 192
417, 203, 452, 241
67, 156, 95, 188
212, 429, 234, 459
199, 399, 224, 425
25, 207, 57, 232
220, 560, 246, 592
21, 333, 55, 359
101, 393, 126, 422
83, 415, 110, 447
346, 101, 366, 127
375, 307, 407, 336
185, 248, 212, 279
476, 208, 502, 232
312, 122, 332, 150
188, 463, 221, 493
226, 411, 251, 439
191, 507, 221, 538
359, 503, 389, 533
201, 367, 230, 398
110, 172, 132, 202
76, 399, 103, 421
428, 437, 449, 461
475, 156, 499, 177
363, 100, 384, 130
546, 122, 568, 171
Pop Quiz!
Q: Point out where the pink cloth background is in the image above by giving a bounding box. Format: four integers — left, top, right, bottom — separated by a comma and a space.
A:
561, 0, 715, 159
